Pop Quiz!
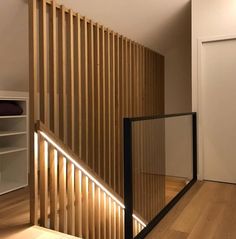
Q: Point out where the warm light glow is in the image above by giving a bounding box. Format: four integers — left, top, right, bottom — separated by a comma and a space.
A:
86, 176, 89, 194
71, 164, 75, 182
37, 130, 146, 228
92, 182, 95, 201
54, 149, 58, 168
113, 201, 116, 213
132, 214, 146, 227
79, 171, 82, 194
39, 130, 125, 208
34, 133, 38, 163
44, 141, 48, 168
98, 187, 101, 206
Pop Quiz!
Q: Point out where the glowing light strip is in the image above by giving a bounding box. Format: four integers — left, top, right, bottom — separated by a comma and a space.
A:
132, 213, 146, 227
39, 130, 125, 208
37, 130, 146, 228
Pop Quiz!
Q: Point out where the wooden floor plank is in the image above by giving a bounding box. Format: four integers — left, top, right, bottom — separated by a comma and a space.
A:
2, 181, 236, 239
147, 181, 236, 239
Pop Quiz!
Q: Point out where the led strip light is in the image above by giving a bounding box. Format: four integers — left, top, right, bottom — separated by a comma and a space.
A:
36, 131, 146, 228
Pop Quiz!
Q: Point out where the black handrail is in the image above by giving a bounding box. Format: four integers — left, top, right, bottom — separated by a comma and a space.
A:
124, 112, 197, 239
126, 112, 195, 122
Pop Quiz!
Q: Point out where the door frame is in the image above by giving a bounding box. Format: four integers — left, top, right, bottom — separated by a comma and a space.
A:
197, 35, 236, 180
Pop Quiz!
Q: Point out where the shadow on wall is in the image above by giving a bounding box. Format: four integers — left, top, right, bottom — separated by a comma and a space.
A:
148, 1, 191, 54
0, 0, 29, 91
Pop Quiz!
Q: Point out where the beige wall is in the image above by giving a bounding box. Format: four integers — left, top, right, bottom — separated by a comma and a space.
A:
0, 0, 29, 91
0, 0, 192, 112
192, 0, 236, 111
164, 3, 191, 177
165, 42, 191, 114
165, 116, 193, 179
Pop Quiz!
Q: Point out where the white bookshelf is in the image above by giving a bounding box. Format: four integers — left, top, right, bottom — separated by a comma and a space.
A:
0, 91, 29, 195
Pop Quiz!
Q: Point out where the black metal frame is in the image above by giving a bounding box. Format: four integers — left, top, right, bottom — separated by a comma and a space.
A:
124, 112, 197, 239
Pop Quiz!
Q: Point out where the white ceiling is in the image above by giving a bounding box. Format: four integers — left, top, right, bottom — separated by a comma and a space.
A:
56, 0, 191, 54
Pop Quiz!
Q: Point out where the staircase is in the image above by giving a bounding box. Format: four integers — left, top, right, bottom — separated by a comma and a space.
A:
32, 121, 145, 238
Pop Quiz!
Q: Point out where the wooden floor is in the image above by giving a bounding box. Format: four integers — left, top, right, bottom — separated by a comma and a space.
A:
0, 188, 79, 239
147, 181, 236, 239
165, 176, 187, 204
0, 187, 29, 238
1, 181, 236, 239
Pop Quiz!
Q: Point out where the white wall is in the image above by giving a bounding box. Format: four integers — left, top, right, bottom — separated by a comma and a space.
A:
0, 0, 29, 91
192, 0, 236, 179
192, 0, 236, 111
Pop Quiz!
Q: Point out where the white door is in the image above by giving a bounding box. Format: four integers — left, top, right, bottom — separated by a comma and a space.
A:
201, 39, 236, 183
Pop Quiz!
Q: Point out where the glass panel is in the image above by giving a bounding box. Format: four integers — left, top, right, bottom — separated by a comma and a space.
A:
131, 115, 193, 236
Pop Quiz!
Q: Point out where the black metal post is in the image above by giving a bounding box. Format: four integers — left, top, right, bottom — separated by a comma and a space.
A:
124, 118, 133, 239
123, 113, 198, 239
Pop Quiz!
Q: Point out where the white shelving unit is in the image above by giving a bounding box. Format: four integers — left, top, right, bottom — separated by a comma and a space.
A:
0, 91, 29, 195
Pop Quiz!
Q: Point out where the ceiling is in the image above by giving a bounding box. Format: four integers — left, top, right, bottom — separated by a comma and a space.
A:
56, 0, 191, 54
0, 0, 190, 92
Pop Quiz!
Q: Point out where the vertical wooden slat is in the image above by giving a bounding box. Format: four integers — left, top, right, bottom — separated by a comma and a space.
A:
100, 26, 105, 181
108, 197, 112, 239
91, 22, 95, 172
39, 0, 47, 124
75, 170, 82, 237
67, 162, 75, 235
113, 202, 117, 239
59, 155, 67, 233
39, 136, 48, 227
129, 41, 132, 116
105, 193, 108, 239
121, 208, 125, 239
115, 33, 120, 195
88, 20, 95, 170
120, 36, 125, 197
151, 51, 154, 115
58, 5, 67, 142
74, 13, 81, 156
82, 175, 89, 238
100, 192, 106, 239
29, 0, 38, 225
109, 198, 115, 238
125, 39, 128, 117
88, 181, 95, 239
111, 31, 116, 190
49, 0, 57, 132
94, 23, 101, 175
136, 44, 139, 116
105, 196, 110, 238
131, 43, 135, 116
95, 186, 101, 239
49, 146, 57, 230
68, 10, 75, 150
105, 29, 111, 186
81, 17, 89, 164
117, 205, 121, 239
153, 53, 156, 114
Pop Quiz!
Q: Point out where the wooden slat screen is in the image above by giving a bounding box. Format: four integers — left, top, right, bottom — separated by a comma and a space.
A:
29, 0, 164, 199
